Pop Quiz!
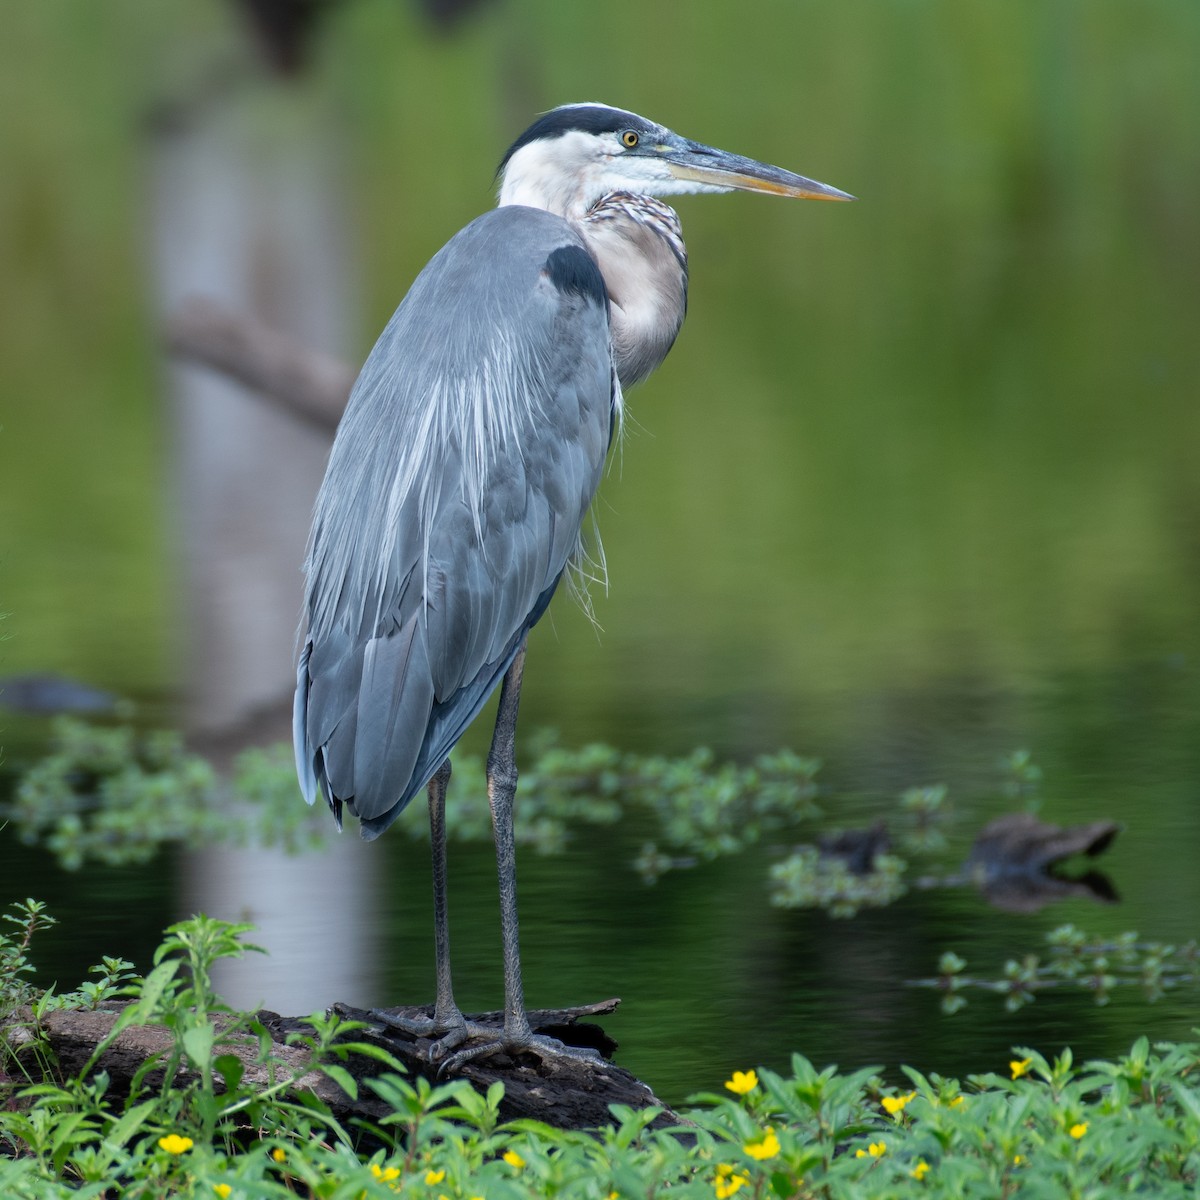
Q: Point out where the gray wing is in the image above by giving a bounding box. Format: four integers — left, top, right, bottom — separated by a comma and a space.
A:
294, 206, 616, 838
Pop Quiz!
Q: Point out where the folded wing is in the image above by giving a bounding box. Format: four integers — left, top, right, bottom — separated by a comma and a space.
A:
295, 206, 616, 837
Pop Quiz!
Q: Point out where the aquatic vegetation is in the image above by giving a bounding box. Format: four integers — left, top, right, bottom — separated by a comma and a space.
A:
3, 907, 1200, 1196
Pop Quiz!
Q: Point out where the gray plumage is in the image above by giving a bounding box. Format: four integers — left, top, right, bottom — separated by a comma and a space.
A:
295, 207, 614, 836
292, 103, 852, 1065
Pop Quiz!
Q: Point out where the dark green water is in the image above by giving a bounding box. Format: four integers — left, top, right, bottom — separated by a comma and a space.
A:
2, 0, 1199, 1103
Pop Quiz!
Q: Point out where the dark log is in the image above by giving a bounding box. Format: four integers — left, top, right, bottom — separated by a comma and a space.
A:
4, 998, 682, 1138
964, 812, 1122, 914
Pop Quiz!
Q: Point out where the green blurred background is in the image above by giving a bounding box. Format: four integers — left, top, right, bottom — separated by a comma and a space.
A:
1, 0, 1199, 1098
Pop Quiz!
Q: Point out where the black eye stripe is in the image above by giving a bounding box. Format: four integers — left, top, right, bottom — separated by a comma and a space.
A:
497, 105, 655, 175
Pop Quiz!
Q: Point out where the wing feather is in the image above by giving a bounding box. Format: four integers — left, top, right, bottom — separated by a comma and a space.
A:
296, 206, 614, 837
350, 618, 434, 820
292, 639, 318, 806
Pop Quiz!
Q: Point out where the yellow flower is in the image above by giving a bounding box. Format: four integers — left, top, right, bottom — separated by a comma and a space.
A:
1013, 1154, 1025, 1166
425, 1169, 446, 1185
158, 1134, 194, 1156
503, 1150, 526, 1169
213, 1187, 232, 1199
742, 1128, 780, 1161
714, 1163, 749, 1199
1069, 1122, 1088, 1140
1010, 1058, 1032, 1079
882, 1090, 916, 1116
911, 1160, 930, 1181
725, 1070, 759, 1096
855, 1141, 887, 1159
949, 1095, 965, 1108
371, 1163, 401, 1182
271, 1147, 286, 1164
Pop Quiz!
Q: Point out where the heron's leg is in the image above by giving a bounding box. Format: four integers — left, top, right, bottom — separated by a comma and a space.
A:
433, 643, 600, 1073
381, 645, 599, 1074
370, 760, 470, 1052
428, 759, 463, 1029
487, 642, 534, 1046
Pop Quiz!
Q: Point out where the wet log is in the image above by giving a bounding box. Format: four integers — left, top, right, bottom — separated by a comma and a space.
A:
965, 813, 1121, 914
3, 998, 682, 1138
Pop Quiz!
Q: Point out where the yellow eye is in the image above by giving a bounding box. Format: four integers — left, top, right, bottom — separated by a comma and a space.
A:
621, 130, 639, 149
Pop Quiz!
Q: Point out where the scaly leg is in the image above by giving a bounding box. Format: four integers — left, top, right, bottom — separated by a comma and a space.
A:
488, 643, 534, 1046
428, 759, 462, 1032
371, 760, 471, 1056
436, 642, 598, 1073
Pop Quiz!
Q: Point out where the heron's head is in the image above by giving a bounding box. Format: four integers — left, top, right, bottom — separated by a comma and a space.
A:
497, 103, 853, 220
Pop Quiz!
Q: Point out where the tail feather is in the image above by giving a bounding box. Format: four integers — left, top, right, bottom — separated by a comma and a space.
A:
350, 616, 435, 822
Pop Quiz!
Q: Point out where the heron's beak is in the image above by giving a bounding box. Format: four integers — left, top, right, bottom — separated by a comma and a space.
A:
665, 141, 855, 202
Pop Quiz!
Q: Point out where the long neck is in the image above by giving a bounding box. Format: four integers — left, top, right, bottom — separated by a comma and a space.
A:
497, 140, 690, 388
497, 133, 607, 219
579, 193, 689, 388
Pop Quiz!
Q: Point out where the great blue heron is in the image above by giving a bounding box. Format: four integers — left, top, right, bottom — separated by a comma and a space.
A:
294, 103, 852, 1067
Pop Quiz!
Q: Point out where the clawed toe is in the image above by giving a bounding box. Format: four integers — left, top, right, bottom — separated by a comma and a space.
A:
522, 1033, 603, 1068
368, 1006, 472, 1052
369, 1007, 438, 1037
436, 1036, 506, 1076
428, 1023, 471, 1059
436, 1030, 601, 1076
364, 1005, 604, 1076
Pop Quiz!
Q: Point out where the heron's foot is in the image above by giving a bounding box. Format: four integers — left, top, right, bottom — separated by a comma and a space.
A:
437, 1028, 602, 1076
367, 1007, 604, 1074
368, 1006, 472, 1056
367, 1008, 523, 1065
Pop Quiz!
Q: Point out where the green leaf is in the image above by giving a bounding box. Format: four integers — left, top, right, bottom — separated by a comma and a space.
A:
319, 1064, 359, 1101
214, 1054, 245, 1093
1169, 1078, 1200, 1126
104, 1099, 157, 1149
181, 1022, 215, 1070
130, 960, 180, 1020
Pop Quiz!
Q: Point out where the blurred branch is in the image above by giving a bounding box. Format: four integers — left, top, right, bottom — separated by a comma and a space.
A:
166, 295, 351, 433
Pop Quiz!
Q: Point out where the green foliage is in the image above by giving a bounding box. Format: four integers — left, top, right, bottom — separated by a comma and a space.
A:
0, 898, 57, 1035
626, 747, 823, 879
0, 904, 403, 1193
2, 717, 970, 921
8, 724, 1126, 942
5, 721, 827, 886
8, 720, 222, 870
1, 898, 52, 1004
897, 784, 951, 855
915, 924, 1200, 1013
5, 719, 330, 869
393, 733, 825, 880
768, 847, 907, 918
0, 900, 135, 1094
231, 743, 332, 853
34, 955, 137, 1018
998, 750, 1043, 807
12, 729, 1182, 1014
4, 905, 1200, 1195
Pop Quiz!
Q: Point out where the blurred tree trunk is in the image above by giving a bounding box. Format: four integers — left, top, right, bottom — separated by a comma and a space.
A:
146, 29, 381, 1016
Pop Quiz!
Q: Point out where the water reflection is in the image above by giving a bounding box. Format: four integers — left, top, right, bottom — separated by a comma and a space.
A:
182, 840, 380, 1015
958, 811, 1121, 914
1, 647, 1198, 1102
